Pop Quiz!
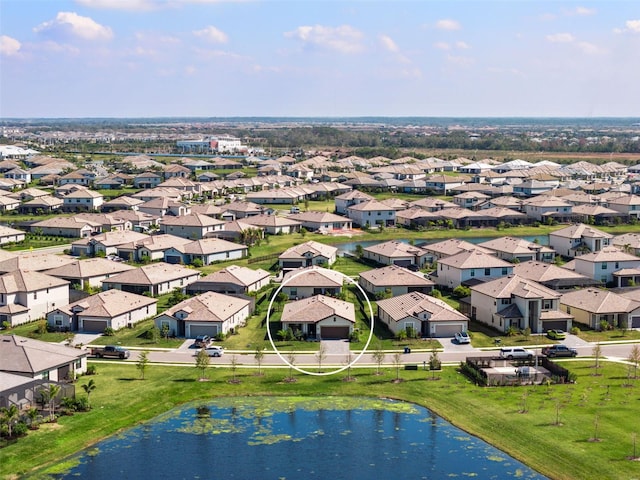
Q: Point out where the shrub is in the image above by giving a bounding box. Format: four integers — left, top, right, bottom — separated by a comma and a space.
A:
349, 330, 360, 343
430, 289, 442, 299
103, 326, 115, 336
599, 320, 611, 331
452, 285, 471, 298
191, 258, 203, 268
86, 365, 97, 375
214, 332, 226, 342
570, 326, 581, 335
36, 320, 48, 334
12, 422, 28, 437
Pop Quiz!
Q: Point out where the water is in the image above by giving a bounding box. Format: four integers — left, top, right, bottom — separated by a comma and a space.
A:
58, 397, 546, 480
332, 235, 549, 255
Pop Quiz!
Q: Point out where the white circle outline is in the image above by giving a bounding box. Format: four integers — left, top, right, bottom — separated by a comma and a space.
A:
266, 267, 375, 376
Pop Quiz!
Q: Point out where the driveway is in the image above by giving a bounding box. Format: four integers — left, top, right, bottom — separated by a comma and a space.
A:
321, 339, 350, 356
441, 336, 480, 354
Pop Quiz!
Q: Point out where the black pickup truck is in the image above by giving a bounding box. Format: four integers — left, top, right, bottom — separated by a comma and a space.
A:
541, 344, 578, 358
90, 345, 130, 359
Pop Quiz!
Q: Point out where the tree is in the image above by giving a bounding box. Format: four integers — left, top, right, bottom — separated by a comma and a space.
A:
40, 383, 61, 421
137, 350, 150, 380
355, 244, 364, 259
254, 346, 265, 376
392, 352, 403, 383
1, 404, 19, 438
195, 348, 210, 381
428, 348, 441, 380
593, 343, 602, 376
315, 343, 327, 373
372, 342, 385, 375
229, 354, 240, 384
286, 352, 297, 382
26, 407, 39, 430
629, 344, 640, 380
343, 351, 355, 382
81, 379, 97, 409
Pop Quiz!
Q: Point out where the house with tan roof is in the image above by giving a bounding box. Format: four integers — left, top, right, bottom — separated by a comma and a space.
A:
334, 190, 374, 214
70, 230, 149, 257
572, 247, 640, 285
281, 294, 355, 340
75, 212, 133, 232
522, 197, 573, 221
512, 260, 601, 291
478, 236, 556, 263
281, 266, 344, 299
0, 270, 69, 326
31, 216, 101, 238
61, 189, 104, 212
612, 233, 640, 257
133, 171, 163, 189
395, 206, 443, 228
138, 197, 191, 218
220, 200, 263, 219
163, 237, 248, 265
287, 211, 352, 232
278, 241, 337, 271
106, 209, 159, 232
116, 234, 192, 262
0, 195, 20, 212
187, 265, 270, 295
102, 262, 200, 296
560, 288, 640, 330
420, 238, 493, 264
0, 252, 76, 275
19, 195, 64, 214
362, 240, 429, 268
0, 334, 88, 386
0, 225, 25, 245
377, 291, 469, 338
155, 291, 251, 338
47, 289, 157, 332
358, 264, 434, 297
607, 194, 640, 219
435, 250, 513, 290
346, 199, 396, 228
44, 258, 135, 290
101, 195, 144, 213
469, 274, 573, 333
548, 223, 613, 258
241, 214, 302, 235
159, 213, 225, 239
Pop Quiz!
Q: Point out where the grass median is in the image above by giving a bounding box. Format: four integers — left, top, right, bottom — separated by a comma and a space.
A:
4, 360, 640, 480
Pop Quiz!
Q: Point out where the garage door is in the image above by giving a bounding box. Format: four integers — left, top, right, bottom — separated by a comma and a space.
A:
394, 260, 412, 267
82, 320, 108, 333
321, 326, 350, 339
632, 316, 640, 328
543, 320, 569, 331
165, 255, 182, 264
189, 325, 218, 338
433, 324, 463, 337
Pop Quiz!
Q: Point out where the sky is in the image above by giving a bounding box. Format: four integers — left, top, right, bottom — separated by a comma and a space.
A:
1, 0, 639, 118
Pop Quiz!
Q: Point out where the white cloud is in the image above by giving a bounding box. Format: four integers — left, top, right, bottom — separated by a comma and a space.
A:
455, 41, 470, 49
193, 25, 228, 44
285, 25, 364, 54
614, 19, 640, 34
379, 34, 398, 53
435, 19, 461, 31
576, 41, 606, 55
546, 33, 575, 43
185, 65, 197, 76
574, 6, 596, 16
446, 54, 473, 67
34, 11, 113, 41
0, 35, 21, 56
434, 42, 450, 50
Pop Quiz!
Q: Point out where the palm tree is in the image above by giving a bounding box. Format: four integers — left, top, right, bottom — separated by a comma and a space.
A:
81, 379, 97, 408
1, 404, 19, 438
26, 407, 39, 430
40, 384, 61, 421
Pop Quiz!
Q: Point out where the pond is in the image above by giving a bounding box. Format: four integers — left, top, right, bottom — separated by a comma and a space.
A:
54, 397, 547, 480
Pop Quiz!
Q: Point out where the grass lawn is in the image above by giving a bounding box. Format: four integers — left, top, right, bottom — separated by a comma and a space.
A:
577, 328, 640, 343
2, 236, 71, 252
5, 361, 640, 480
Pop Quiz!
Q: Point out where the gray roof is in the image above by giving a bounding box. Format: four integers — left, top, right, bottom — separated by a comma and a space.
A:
0, 334, 87, 376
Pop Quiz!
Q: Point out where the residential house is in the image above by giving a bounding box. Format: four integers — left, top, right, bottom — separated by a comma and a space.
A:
0, 253, 76, 275
61, 189, 104, 212
138, 197, 190, 218
572, 247, 640, 285
281, 295, 355, 340
18, 195, 64, 214
58, 170, 92, 186
133, 172, 163, 189
101, 196, 143, 212
0, 225, 26, 245
163, 164, 191, 179
163, 238, 248, 265
31, 217, 102, 238
346, 200, 396, 228
470, 274, 573, 333
453, 192, 490, 210
548, 223, 613, 258
70, 230, 149, 257
241, 214, 302, 235
377, 291, 469, 338
154, 291, 251, 338
4, 167, 31, 183
159, 213, 225, 240
106, 210, 159, 232
522, 197, 573, 222
512, 261, 601, 291
478, 236, 556, 263
420, 239, 493, 264
116, 234, 192, 262
513, 179, 559, 197
612, 233, 640, 257
44, 258, 135, 290
362, 240, 429, 268
358, 264, 435, 297
281, 266, 344, 299
102, 262, 200, 296
75, 212, 132, 232
435, 250, 514, 290
278, 241, 337, 271
0, 270, 69, 326
47, 289, 157, 332
334, 190, 374, 215
287, 211, 353, 232
607, 195, 640, 219
220, 201, 263, 219
560, 288, 640, 330
571, 204, 626, 225
0, 195, 20, 212
187, 265, 270, 295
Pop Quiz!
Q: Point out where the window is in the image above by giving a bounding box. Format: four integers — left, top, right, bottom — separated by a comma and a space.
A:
42, 371, 50, 381
34, 291, 37, 300
502, 267, 508, 275
602, 262, 608, 270
54, 314, 63, 326
290, 288, 297, 297
501, 298, 511, 305
543, 301, 552, 310
484, 268, 491, 276
566, 306, 571, 314
470, 270, 475, 277
615, 262, 619, 269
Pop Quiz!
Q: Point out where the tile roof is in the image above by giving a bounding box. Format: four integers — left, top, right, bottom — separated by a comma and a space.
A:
438, 250, 512, 269
282, 266, 344, 287
574, 246, 640, 262
561, 288, 640, 313
0, 269, 69, 293
549, 223, 613, 239
363, 240, 428, 258
358, 265, 434, 287
103, 262, 199, 286
164, 291, 250, 322
44, 258, 135, 279
55, 289, 157, 318
0, 253, 76, 274
279, 241, 338, 260
376, 291, 468, 322
281, 294, 355, 324
196, 265, 270, 287
470, 274, 560, 299
0, 334, 87, 375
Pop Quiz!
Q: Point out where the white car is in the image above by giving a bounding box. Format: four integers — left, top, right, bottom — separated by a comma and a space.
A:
455, 331, 471, 344
203, 346, 224, 357
499, 347, 534, 360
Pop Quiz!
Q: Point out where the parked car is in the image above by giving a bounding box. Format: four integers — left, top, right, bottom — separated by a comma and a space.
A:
542, 344, 578, 358
203, 346, 224, 357
547, 329, 567, 340
90, 345, 130, 359
455, 331, 471, 344
499, 347, 534, 360
194, 335, 211, 348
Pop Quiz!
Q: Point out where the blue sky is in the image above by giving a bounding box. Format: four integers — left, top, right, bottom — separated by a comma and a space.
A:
1, 0, 639, 118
